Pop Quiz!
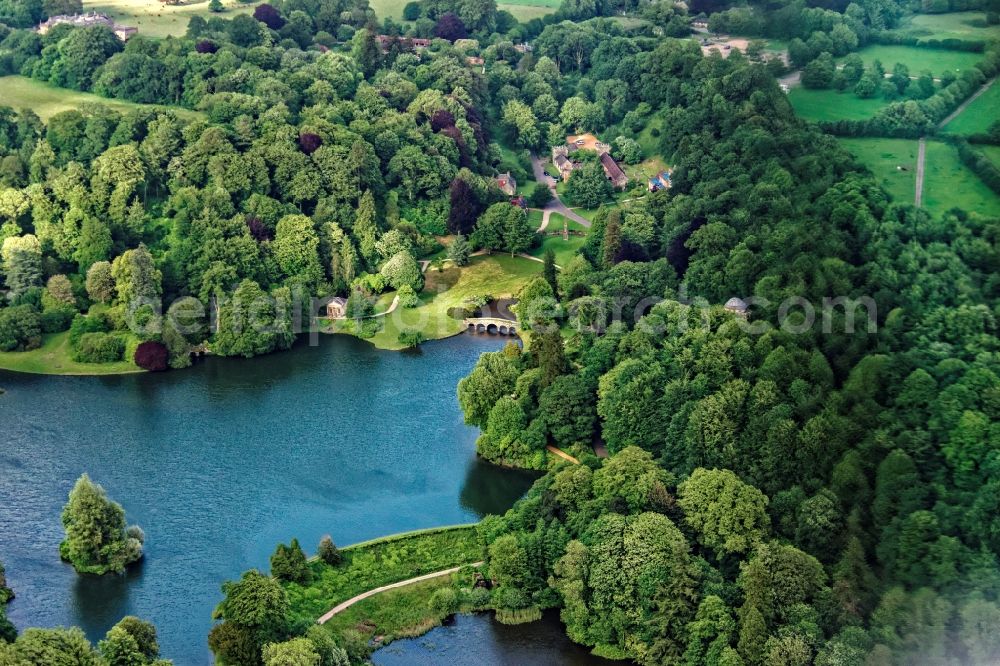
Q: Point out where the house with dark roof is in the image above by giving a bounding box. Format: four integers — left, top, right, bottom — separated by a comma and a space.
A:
600, 152, 629, 190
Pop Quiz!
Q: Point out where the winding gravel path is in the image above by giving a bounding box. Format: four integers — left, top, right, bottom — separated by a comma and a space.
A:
316, 562, 484, 624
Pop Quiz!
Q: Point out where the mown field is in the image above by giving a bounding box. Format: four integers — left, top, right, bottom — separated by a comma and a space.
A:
940, 81, 1000, 135
841, 44, 983, 76
0, 75, 202, 120
530, 232, 587, 267
890, 11, 999, 43
0, 332, 141, 375
85, 0, 264, 39
838, 138, 918, 205
922, 140, 1000, 218
283, 525, 480, 626
787, 87, 891, 122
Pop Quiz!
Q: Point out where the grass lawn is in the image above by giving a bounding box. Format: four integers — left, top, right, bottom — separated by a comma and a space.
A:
317, 576, 471, 647
338, 254, 541, 350
635, 114, 665, 157
527, 209, 544, 229
283, 525, 480, 626
498, 3, 555, 20
788, 87, 892, 122
0, 75, 202, 121
84, 0, 264, 39
0, 331, 141, 375
923, 140, 1000, 218
843, 44, 983, 77
982, 145, 1000, 169
940, 82, 1000, 135
530, 233, 587, 267
838, 137, 918, 205
624, 156, 669, 185
891, 11, 999, 43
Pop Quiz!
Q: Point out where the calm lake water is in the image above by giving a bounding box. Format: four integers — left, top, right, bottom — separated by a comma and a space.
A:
372, 611, 617, 665
0, 333, 548, 664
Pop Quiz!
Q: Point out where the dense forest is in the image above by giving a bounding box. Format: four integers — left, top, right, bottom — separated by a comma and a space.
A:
461, 30, 1000, 666
0, 0, 998, 662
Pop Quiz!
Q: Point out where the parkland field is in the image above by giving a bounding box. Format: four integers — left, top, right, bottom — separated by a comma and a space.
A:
788, 88, 891, 122
838, 138, 918, 204
0, 75, 202, 120
889, 11, 1000, 43
84, 0, 264, 39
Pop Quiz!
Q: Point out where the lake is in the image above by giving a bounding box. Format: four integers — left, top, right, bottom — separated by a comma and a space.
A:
372, 611, 616, 665
0, 333, 545, 664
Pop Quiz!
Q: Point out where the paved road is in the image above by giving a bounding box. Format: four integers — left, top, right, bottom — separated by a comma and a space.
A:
316, 562, 484, 624
915, 138, 926, 207
529, 153, 592, 228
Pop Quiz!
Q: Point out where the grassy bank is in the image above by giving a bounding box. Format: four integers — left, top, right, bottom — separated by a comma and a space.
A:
283, 525, 481, 626
0, 76, 202, 121
0, 331, 141, 376
333, 254, 542, 351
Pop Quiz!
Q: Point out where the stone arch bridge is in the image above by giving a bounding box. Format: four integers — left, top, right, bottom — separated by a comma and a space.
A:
463, 317, 518, 336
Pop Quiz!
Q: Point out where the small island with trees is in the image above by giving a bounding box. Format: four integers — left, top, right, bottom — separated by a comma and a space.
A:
59, 474, 145, 575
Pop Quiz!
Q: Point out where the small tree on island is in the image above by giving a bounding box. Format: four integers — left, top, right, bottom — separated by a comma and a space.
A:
270, 538, 312, 584
60, 474, 144, 575
317, 535, 342, 566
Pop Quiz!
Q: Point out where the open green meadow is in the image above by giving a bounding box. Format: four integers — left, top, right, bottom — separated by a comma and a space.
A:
84, 0, 264, 39
891, 11, 999, 43
0, 332, 141, 375
498, 4, 555, 20
788, 87, 891, 122
940, 82, 1000, 135
497, 0, 559, 20
0, 75, 202, 121
922, 140, 1000, 218
837, 138, 917, 205
843, 44, 983, 76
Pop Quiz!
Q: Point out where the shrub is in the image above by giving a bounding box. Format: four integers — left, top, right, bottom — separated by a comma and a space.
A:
397, 330, 425, 348
270, 538, 312, 584
428, 587, 459, 615
468, 586, 490, 608
317, 535, 342, 566
134, 341, 169, 371
528, 183, 552, 208
0, 304, 42, 351
397, 284, 421, 308
69, 313, 111, 346
253, 3, 285, 29
403, 1, 422, 20
73, 332, 125, 363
